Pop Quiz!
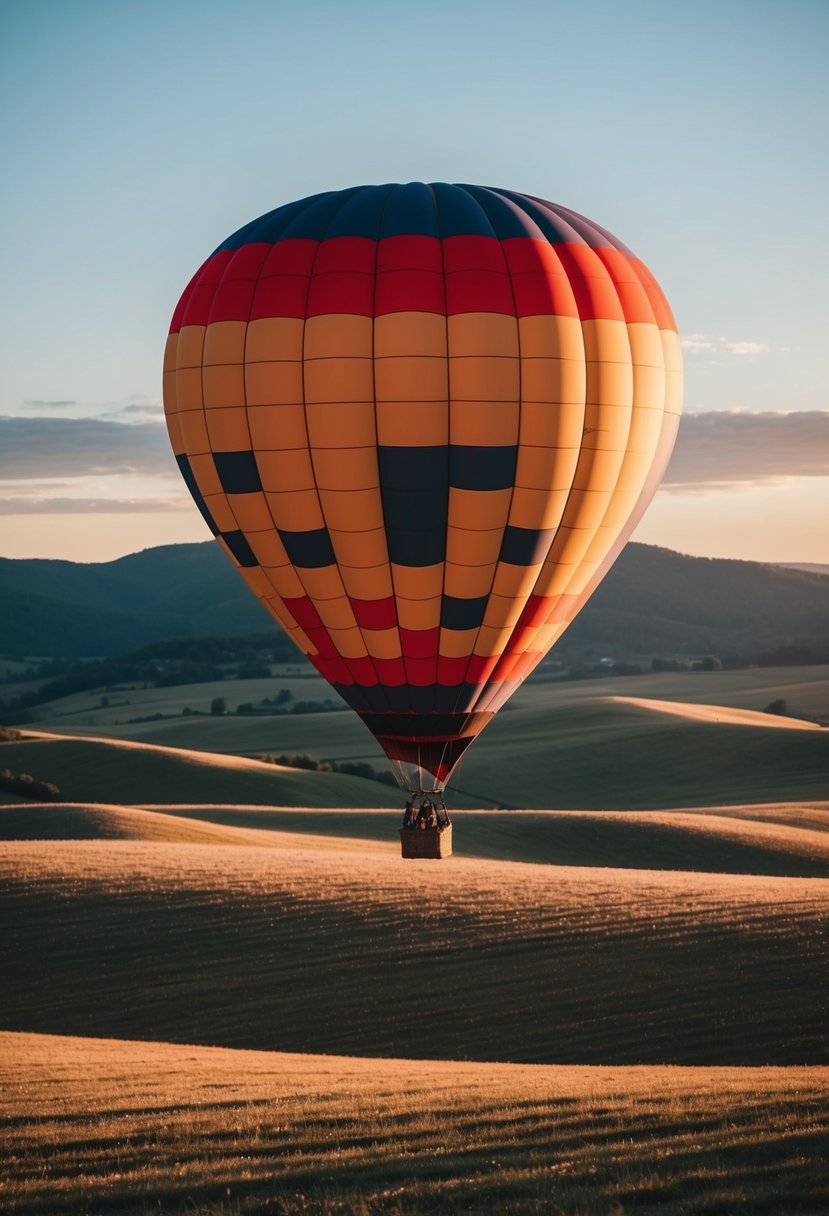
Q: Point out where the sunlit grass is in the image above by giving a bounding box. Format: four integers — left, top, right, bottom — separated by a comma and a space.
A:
3, 801, 829, 877
2, 838, 827, 1064
2, 1032, 828, 1215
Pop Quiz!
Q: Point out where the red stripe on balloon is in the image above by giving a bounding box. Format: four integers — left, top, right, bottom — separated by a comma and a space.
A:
436, 656, 470, 685
308, 653, 353, 684
250, 275, 310, 320
373, 657, 407, 686
345, 656, 379, 686
282, 596, 323, 631
350, 596, 397, 630
169, 238, 679, 334
405, 656, 437, 686
400, 627, 440, 659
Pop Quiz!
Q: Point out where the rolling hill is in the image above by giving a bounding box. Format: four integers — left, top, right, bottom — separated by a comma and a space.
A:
1, 826, 827, 1066
4, 1030, 828, 1216
2, 540, 828, 658
3, 737, 828, 1213
16, 667, 828, 810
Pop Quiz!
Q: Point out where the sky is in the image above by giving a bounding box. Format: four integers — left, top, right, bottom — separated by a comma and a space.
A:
1, 0, 827, 565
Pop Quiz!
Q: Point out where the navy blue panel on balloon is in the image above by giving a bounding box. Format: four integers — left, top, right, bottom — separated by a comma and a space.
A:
441, 595, 489, 630
382, 182, 440, 238
280, 188, 364, 241
382, 685, 416, 713
278, 527, 336, 568
215, 196, 320, 252
175, 454, 218, 535
449, 445, 517, 491
500, 525, 555, 566
432, 182, 496, 238
213, 450, 262, 494
378, 445, 449, 490
221, 529, 258, 567
459, 185, 540, 239
358, 710, 491, 738
210, 183, 615, 247
378, 445, 448, 567
385, 525, 446, 567
327, 184, 396, 239
497, 189, 584, 245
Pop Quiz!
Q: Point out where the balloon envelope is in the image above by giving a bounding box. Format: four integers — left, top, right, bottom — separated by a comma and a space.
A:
163, 184, 682, 784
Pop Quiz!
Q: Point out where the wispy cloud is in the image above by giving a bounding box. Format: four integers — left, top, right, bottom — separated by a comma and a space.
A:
22, 399, 78, 409
118, 400, 163, 415
664, 410, 829, 491
0, 417, 174, 479
101, 398, 164, 421
3, 410, 826, 516
681, 334, 768, 357
0, 495, 189, 515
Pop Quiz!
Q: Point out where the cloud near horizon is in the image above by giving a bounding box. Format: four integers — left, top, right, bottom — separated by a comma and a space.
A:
662, 410, 829, 491
0, 495, 189, 515
0, 416, 174, 479
0, 410, 826, 514
681, 334, 769, 357
21, 398, 78, 409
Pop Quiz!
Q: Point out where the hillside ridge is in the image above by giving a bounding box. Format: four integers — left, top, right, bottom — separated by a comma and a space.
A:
2, 540, 828, 658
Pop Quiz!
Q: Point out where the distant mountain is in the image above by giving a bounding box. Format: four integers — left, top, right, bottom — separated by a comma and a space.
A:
0, 544, 270, 657
1, 541, 828, 659
776, 562, 829, 576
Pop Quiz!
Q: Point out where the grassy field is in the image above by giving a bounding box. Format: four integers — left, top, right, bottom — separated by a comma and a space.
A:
4, 801, 829, 876
0, 732, 393, 808
26, 666, 829, 810
2, 673, 828, 1214
2, 830, 827, 1065
3, 1031, 828, 1216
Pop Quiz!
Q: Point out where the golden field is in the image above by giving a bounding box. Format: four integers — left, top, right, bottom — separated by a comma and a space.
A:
2, 667, 828, 1212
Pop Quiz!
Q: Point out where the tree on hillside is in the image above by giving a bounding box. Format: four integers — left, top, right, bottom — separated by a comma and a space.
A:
210, 696, 226, 716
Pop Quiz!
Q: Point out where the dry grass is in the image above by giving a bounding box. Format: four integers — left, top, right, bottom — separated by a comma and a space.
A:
0, 803, 388, 852
608, 695, 825, 730
2, 837, 827, 1065
4, 801, 829, 877
0, 735, 392, 808
2, 1031, 828, 1215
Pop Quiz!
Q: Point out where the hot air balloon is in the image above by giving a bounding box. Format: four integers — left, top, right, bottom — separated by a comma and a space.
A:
163, 183, 682, 856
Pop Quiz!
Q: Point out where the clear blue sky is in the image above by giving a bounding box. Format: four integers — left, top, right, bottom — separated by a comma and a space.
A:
1, 0, 827, 561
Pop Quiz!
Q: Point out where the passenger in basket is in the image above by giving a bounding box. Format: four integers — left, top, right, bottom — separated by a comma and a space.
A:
417, 799, 436, 829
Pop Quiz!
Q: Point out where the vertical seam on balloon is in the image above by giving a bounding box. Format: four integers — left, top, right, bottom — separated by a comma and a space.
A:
534, 210, 644, 643
552, 241, 658, 610
498, 199, 591, 676
466, 185, 564, 715
248, 192, 356, 670
240, 214, 299, 641
199, 232, 268, 620
439, 187, 587, 691
561, 294, 676, 628
426, 183, 459, 786
496, 200, 638, 692
298, 188, 383, 702
451, 185, 521, 722
428, 182, 451, 745
358, 183, 397, 715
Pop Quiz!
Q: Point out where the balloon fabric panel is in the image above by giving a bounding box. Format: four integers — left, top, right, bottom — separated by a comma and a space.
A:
164, 184, 682, 784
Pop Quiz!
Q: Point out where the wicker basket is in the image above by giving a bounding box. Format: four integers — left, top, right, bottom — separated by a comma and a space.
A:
399, 824, 453, 859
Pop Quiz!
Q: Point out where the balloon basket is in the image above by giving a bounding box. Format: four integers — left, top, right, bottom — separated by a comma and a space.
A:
399, 824, 453, 860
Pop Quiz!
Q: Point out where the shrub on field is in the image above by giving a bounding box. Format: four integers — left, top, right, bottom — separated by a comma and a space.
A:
0, 767, 60, 800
